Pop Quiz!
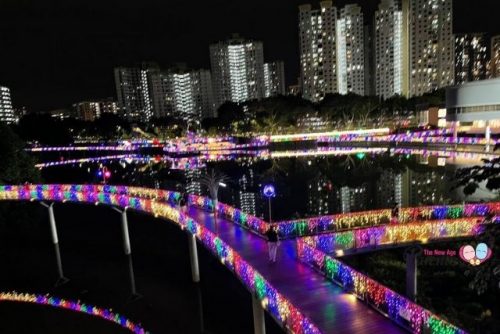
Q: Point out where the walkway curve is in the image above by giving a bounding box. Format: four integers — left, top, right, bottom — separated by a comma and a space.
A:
0, 185, 321, 334
0, 291, 148, 333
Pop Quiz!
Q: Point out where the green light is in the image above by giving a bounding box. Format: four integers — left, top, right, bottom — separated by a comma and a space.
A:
356, 153, 365, 160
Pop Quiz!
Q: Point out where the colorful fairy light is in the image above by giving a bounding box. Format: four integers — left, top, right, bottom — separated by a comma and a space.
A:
0, 185, 321, 334
300, 218, 484, 254
296, 240, 466, 334
0, 292, 148, 334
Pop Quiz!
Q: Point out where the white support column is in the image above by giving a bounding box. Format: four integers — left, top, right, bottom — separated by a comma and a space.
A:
404, 246, 420, 302
252, 295, 266, 334
485, 121, 491, 152
40, 202, 68, 285
188, 233, 200, 282
113, 207, 131, 255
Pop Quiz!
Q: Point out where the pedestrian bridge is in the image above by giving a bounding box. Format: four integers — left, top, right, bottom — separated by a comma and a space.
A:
0, 184, 470, 334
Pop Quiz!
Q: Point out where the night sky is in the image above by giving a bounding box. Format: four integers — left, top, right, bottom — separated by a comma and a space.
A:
1, 0, 499, 112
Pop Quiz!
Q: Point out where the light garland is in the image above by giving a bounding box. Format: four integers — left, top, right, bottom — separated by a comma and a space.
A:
301, 218, 484, 254
296, 240, 466, 334
0, 291, 148, 333
0, 185, 320, 334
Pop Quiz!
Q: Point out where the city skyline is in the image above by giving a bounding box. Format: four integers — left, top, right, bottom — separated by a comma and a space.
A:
1, 0, 500, 112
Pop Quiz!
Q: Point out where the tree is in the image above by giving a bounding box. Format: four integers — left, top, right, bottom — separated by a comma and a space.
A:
0, 123, 41, 184
199, 169, 229, 234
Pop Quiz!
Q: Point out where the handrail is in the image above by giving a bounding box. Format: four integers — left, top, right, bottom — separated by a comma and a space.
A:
0, 291, 148, 333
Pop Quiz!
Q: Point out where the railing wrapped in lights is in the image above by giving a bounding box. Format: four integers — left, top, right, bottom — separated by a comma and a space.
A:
0, 185, 320, 334
276, 202, 500, 238
296, 240, 466, 334
0, 184, 182, 206
0, 292, 148, 333
188, 194, 269, 235
300, 218, 484, 255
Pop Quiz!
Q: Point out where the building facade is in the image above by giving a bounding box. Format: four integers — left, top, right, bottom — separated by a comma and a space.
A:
149, 68, 215, 123
0, 86, 15, 124
407, 0, 454, 96
299, 1, 338, 102
263, 61, 286, 97
114, 63, 157, 122
490, 35, 500, 78
374, 0, 403, 99
209, 37, 264, 109
454, 33, 488, 84
73, 99, 118, 122
337, 4, 365, 95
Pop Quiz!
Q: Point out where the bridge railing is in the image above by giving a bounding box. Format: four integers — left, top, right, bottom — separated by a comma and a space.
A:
299, 218, 485, 255
0, 185, 321, 334
275, 202, 500, 238
0, 292, 148, 334
297, 239, 466, 334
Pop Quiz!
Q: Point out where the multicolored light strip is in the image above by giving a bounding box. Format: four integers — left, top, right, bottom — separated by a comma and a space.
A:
299, 218, 484, 254
28, 145, 138, 152
0, 185, 320, 334
275, 202, 500, 238
0, 292, 148, 333
296, 240, 466, 334
34, 155, 139, 169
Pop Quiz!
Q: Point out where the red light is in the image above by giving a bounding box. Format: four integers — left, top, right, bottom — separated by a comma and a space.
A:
104, 171, 111, 178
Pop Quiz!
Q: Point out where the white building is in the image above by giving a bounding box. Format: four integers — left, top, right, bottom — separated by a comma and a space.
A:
299, 1, 338, 102
149, 68, 215, 122
0, 86, 15, 124
446, 78, 500, 142
407, 0, 454, 96
454, 33, 488, 84
209, 37, 264, 109
337, 4, 365, 95
73, 99, 118, 122
114, 63, 156, 122
374, 0, 403, 99
263, 61, 286, 97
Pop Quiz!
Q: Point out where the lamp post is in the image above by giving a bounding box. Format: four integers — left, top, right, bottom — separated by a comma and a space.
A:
263, 184, 276, 224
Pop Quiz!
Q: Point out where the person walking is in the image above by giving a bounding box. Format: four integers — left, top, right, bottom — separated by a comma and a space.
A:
265, 225, 279, 263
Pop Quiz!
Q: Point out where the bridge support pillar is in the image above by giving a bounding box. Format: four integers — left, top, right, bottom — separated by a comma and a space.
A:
485, 121, 491, 152
405, 246, 421, 302
188, 233, 200, 282
41, 202, 68, 286
113, 207, 131, 255
252, 295, 266, 334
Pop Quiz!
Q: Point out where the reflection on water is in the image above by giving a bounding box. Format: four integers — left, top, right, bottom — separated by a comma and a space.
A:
36, 146, 499, 221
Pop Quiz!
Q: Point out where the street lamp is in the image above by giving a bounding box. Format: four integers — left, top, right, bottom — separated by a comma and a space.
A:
262, 184, 276, 223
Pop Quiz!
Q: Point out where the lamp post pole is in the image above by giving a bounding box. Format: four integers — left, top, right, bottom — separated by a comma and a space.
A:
268, 197, 272, 224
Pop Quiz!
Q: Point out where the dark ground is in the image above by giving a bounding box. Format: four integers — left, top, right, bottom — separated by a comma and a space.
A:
0, 202, 283, 334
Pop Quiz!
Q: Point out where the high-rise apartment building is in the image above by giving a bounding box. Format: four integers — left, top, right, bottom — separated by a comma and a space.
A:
374, 0, 404, 99
73, 99, 118, 122
299, 1, 338, 102
337, 4, 365, 95
454, 33, 488, 84
114, 63, 157, 122
490, 35, 500, 78
0, 86, 15, 124
407, 0, 454, 96
149, 68, 215, 122
263, 61, 286, 97
209, 37, 264, 109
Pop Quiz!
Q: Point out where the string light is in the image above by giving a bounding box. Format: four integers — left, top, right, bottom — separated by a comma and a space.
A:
297, 240, 466, 334
0, 292, 148, 333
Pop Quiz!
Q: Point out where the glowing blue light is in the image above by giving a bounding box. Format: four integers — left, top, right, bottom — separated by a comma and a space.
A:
263, 184, 276, 198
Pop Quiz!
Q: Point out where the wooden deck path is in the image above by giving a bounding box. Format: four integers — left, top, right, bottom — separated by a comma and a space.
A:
187, 207, 406, 334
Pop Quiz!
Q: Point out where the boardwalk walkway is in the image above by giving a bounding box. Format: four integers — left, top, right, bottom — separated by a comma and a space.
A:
187, 206, 406, 334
